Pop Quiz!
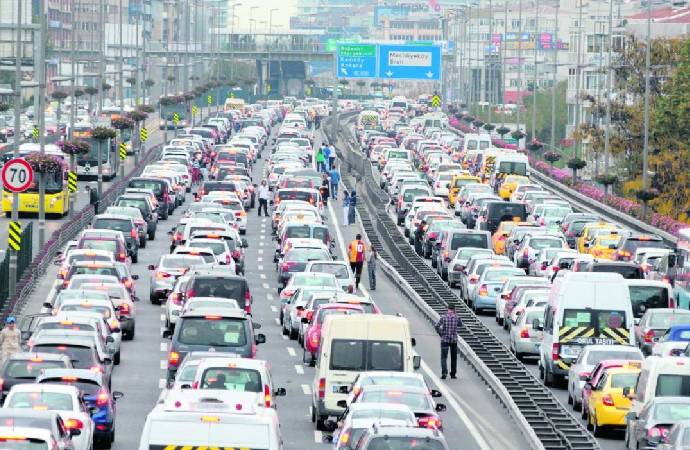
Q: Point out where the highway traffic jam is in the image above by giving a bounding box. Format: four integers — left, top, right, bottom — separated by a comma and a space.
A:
3, 92, 690, 450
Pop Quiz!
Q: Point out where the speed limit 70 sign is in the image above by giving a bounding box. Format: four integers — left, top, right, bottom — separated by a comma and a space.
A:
2, 158, 34, 193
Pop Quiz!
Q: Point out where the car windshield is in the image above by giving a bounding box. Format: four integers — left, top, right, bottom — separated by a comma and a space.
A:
586, 350, 642, 365
38, 322, 96, 333
629, 286, 670, 318
31, 345, 93, 368
649, 312, 690, 328
3, 360, 65, 379
177, 317, 247, 347
330, 340, 403, 372
199, 367, 261, 392
530, 238, 563, 250
653, 402, 690, 421
403, 189, 429, 202
351, 408, 414, 421
610, 373, 640, 389
116, 199, 147, 211
485, 269, 524, 282
7, 391, 73, 410
80, 240, 117, 253
286, 249, 330, 262
360, 391, 431, 410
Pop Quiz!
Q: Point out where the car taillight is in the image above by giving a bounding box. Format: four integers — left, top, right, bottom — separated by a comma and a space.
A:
306, 310, 313, 322
552, 343, 560, 361
602, 394, 614, 406
96, 390, 109, 407
123, 279, 133, 289
648, 426, 670, 443
0, 378, 5, 391
119, 303, 130, 316
118, 252, 126, 262
130, 229, 138, 238
281, 262, 294, 271
520, 327, 530, 339
245, 290, 251, 313
428, 232, 438, 240
168, 351, 180, 367
173, 232, 182, 241
157, 272, 171, 279
63, 279, 69, 288
478, 284, 488, 297
645, 329, 655, 343
417, 415, 441, 429
65, 418, 84, 430
264, 384, 272, 408
443, 251, 450, 262
318, 378, 326, 399
232, 249, 241, 260
469, 275, 478, 284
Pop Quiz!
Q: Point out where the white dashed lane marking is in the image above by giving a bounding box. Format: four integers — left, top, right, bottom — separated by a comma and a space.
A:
160, 342, 168, 352
294, 364, 304, 375
302, 384, 312, 395
287, 347, 296, 357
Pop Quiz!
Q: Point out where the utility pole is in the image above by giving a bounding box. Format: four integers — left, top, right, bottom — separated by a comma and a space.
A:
118, 0, 125, 178
550, 1, 560, 153
516, 0, 523, 139
604, 0, 614, 173
501, 1, 507, 129
487, 0, 493, 126
97, 0, 105, 118
642, 0, 651, 197
531, 0, 539, 141
37, 0, 47, 248
69, 0, 77, 217
9, 0, 23, 298
574, 0, 584, 159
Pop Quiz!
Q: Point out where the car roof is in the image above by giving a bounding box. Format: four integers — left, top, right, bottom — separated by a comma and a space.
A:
180, 307, 248, 319
6, 352, 70, 362
38, 368, 103, 383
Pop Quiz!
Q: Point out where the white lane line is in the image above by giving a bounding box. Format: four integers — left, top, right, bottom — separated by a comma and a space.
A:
287, 347, 296, 357
260, 274, 266, 279
294, 364, 304, 375
258, 264, 264, 270
274, 318, 280, 325
420, 361, 492, 450
282, 334, 288, 340
160, 342, 168, 352
302, 384, 312, 395
160, 360, 167, 370
259, 242, 264, 247
262, 218, 267, 223
266, 293, 274, 300
262, 283, 270, 289
258, 249, 264, 254
257, 257, 263, 262
158, 378, 167, 389
313, 431, 323, 444
160, 314, 165, 322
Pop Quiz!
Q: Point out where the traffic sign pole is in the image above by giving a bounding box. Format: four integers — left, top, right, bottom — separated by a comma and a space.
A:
10, 0, 23, 298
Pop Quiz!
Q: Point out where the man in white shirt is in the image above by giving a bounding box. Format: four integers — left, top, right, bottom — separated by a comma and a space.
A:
257, 179, 270, 216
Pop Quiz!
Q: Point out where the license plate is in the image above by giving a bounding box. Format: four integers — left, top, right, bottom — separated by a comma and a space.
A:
561, 345, 581, 358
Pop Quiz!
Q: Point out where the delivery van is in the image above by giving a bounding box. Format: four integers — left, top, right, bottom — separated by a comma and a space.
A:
139, 390, 283, 449
311, 314, 419, 431
536, 272, 635, 387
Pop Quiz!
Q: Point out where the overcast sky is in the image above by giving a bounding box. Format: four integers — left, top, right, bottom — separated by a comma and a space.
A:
231, 0, 297, 31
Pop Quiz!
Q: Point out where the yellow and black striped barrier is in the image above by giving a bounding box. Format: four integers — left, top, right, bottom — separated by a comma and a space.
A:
140, 126, 149, 143
192, 105, 199, 116
207, 95, 212, 105
32, 126, 39, 142
119, 142, 127, 160
67, 171, 77, 192
173, 112, 180, 126
8, 221, 21, 251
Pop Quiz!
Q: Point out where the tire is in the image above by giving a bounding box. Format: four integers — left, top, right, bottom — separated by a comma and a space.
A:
543, 366, 553, 387
149, 293, 158, 304
431, 258, 437, 268
315, 416, 328, 431
497, 316, 504, 326
148, 231, 155, 241
289, 327, 298, 340
441, 270, 448, 281
449, 281, 455, 288
114, 351, 120, 365
281, 319, 289, 336
132, 253, 138, 264
311, 406, 316, 423
139, 238, 146, 248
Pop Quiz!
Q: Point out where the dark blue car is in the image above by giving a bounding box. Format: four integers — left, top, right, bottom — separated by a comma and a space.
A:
36, 368, 123, 448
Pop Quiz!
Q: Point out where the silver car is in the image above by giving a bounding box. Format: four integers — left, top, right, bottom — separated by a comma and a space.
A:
148, 254, 208, 303
304, 260, 355, 293
566, 344, 643, 411
509, 307, 545, 361
447, 247, 493, 288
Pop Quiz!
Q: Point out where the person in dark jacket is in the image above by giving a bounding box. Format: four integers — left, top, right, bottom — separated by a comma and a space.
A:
348, 190, 357, 225
86, 183, 100, 214
414, 219, 426, 255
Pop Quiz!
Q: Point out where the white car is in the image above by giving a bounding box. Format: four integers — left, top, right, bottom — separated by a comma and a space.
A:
3, 383, 94, 450
164, 274, 191, 331
304, 260, 355, 293
187, 238, 237, 273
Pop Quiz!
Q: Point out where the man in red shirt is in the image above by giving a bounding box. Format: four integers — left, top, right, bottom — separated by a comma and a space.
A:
348, 234, 366, 289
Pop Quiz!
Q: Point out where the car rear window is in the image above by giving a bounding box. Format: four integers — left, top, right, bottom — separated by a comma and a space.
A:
40, 379, 100, 396
309, 264, 349, 279
199, 367, 261, 392
591, 264, 643, 279
622, 237, 665, 254
80, 239, 117, 253
7, 391, 73, 410
177, 317, 247, 347
629, 286, 670, 318
488, 203, 526, 220
451, 233, 488, 249
129, 180, 163, 196
93, 218, 132, 232
190, 277, 246, 300
31, 345, 93, 369
649, 312, 690, 328
3, 360, 66, 378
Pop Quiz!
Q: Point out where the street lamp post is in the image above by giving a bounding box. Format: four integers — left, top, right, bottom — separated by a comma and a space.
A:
604, 0, 614, 173
118, 0, 125, 179
550, 1, 560, 153
268, 8, 278, 95
516, 0, 523, 141
531, 0, 540, 142
642, 0, 651, 215
37, 0, 48, 249
9, 0, 23, 298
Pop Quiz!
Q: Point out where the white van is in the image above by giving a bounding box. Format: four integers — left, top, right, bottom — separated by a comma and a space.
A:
629, 356, 690, 415
536, 272, 635, 386
462, 133, 492, 153
492, 152, 530, 180
311, 314, 419, 430
139, 390, 283, 450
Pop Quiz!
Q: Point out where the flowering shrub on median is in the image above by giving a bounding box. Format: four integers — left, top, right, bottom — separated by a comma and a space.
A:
528, 156, 688, 236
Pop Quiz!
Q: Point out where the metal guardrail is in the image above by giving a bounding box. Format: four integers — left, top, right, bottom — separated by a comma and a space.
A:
328, 113, 600, 450
4, 142, 164, 319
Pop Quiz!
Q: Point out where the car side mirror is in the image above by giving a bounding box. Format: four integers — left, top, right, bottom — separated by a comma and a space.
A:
583, 243, 590, 248
180, 384, 191, 389
255, 333, 266, 345
252, 322, 262, 330
112, 391, 124, 401
131, 274, 139, 280
435, 403, 447, 412
336, 400, 347, 408
274, 387, 286, 396
70, 428, 81, 437
623, 387, 633, 398
411, 338, 416, 347
167, 230, 173, 236
430, 389, 442, 398
162, 329, 173, 339
413, 355, 421, 370
20, 331, 31, 341
301, 317, 309, 323
42, 302, 52, 309
242, 238, 249, 248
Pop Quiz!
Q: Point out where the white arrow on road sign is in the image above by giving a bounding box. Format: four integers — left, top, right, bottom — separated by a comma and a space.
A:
426, 71, 434, 78
341, 67, 348, 75
386, 71, 393, 77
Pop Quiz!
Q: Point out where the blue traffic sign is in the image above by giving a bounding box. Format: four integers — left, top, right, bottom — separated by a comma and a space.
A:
378, 44, 441, 80
336, 43, 377, 79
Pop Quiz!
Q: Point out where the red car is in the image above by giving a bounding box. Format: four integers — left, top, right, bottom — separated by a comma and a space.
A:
302, 304, 364, 366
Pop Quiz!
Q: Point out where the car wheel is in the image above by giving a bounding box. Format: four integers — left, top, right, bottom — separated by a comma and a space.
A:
441, 270, 447, 281
431, 258, 437, 268
114, 351, 120, 365
311, 406, 316, 423
316, 416, 328, 431
132, 253, 138, 263
503, 320, 509, 331
289, 326, 298, 340
543, 366, 553, 387
497, 316, 504, 326
149, 293, 159, 305
281, 318, 289, 336
449, 281, 455, 288
148, 231, 155, 241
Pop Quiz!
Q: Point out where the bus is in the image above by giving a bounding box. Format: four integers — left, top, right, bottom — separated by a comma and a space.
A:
1, 143, 70, 216
73, 123, 115, 180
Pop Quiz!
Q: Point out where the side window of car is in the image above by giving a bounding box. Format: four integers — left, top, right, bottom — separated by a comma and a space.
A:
543, 306, 553, 333
595, 373, 608, 391
56, 416, 68, 438
636, 369, 648, 403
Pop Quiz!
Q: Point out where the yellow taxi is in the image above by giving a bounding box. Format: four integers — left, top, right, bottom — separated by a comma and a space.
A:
492, 221, 534, 255
448, 174, 481, 207
498, 175, 530, 200
577, 221, 619, 253
586, 233, 622, 260
587, 362, 641, 434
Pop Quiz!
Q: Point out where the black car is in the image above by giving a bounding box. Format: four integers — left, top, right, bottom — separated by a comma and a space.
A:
128, 177, 174, 219
0, 352, 73, 401
615, 233, 665, 262
583, 261, 644, 279
184, 269, 253, 313
480, 201, 527, 234
92, 214, 140, 263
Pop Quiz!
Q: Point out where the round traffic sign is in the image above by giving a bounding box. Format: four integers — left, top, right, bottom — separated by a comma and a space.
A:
1, 158, 34, 193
